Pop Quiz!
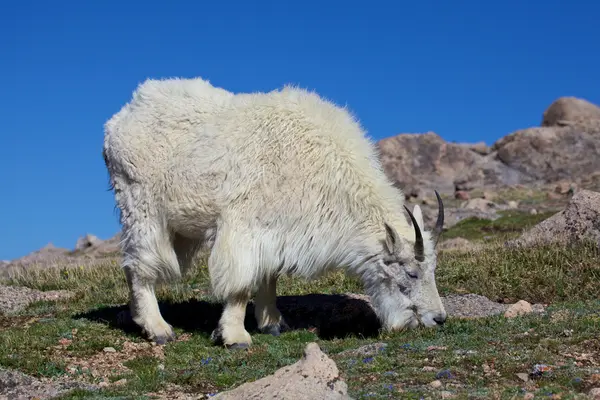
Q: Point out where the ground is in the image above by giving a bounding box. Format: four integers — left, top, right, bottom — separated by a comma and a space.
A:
1, 208, 599, 399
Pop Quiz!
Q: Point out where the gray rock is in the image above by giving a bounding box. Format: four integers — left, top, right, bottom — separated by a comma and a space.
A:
212, 342, 352, 399
75, 234, 102, 251
506, 189, 600, 248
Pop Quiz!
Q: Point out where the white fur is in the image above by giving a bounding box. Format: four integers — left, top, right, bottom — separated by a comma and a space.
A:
103, 77, 446, 346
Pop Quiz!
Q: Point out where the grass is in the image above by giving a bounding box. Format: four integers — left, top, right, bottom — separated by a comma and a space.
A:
441, 209, 558, 241
1, 212, 600, 399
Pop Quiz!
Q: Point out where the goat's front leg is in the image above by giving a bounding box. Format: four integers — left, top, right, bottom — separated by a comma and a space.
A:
211, 293, 252, 349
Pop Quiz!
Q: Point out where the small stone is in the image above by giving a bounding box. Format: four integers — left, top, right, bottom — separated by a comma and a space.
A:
422, 366, 436, 372
530, 208, 538, 215
103, 347, 117, 353
524, 393, 535, 400
589, 388, 600, 400
455, 190, 470, 201
482, 191, 496, 200
441, 391, 455, 399
429, 380, 442, 389
516, 373, 529, 382
504, 300, 533, 318
98, 381, 109, 388
114, 379, 127, 386
507, 200, 519, 209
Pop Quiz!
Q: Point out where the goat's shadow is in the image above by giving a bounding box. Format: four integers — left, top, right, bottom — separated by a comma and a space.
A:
75, 293, 382, 341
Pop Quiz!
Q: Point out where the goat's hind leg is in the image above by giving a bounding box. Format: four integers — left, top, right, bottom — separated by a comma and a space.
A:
120, 218, 180, 344
254, 275, 289, 336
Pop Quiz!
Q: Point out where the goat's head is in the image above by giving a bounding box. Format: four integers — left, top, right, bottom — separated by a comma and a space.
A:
362, 191, 446, 332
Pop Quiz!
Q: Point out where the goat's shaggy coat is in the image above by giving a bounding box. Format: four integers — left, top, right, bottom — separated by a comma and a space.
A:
103, 77, 446, 346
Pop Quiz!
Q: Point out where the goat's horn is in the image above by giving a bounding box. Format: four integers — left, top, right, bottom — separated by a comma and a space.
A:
432, 190, 444, 247
404, 205, 425, 262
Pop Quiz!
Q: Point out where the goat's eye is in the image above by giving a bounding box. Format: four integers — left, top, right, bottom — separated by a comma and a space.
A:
406, 271, 419, 279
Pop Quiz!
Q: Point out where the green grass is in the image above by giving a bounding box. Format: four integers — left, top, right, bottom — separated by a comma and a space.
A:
442, 209, 558, 241
1, 211, 600, 399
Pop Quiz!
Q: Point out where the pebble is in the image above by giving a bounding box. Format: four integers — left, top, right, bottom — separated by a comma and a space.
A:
429, 380, 442, 389
504, 300, 533, 318
103, 347, 117, 353
516, 372, 529, 382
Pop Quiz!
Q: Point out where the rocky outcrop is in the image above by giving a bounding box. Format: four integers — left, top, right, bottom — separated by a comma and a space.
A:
506, 189, 600, 248
378, 96, 600, 195
377, 132, 527, 195
1, 234, 121, 274
212, 342, 351, 399
492, 122, 600, 182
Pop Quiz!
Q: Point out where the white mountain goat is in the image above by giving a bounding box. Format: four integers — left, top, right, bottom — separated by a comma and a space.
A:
102, 77, 447, 348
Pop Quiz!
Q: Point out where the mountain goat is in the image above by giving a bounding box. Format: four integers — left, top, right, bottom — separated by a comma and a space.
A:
102, 77, 447, 348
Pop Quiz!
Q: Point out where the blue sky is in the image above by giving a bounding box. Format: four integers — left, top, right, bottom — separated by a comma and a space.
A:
2, 0, 599, 260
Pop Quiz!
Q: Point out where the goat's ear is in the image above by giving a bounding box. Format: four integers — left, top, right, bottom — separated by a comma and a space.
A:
384, 222, 400, 254
412, 204, 425, 232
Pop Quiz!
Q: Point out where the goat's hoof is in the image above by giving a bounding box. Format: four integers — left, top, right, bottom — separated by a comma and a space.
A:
153, 332, 176, 345
143, 324, 176, 345
260, 320, 291, 337
225, 342, 250, 350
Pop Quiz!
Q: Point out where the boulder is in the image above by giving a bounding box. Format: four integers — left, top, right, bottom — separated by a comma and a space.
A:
541, 97, 600, 127
506, 189, 600, 248
212, 342, 351, 399
75, 234, 102, 251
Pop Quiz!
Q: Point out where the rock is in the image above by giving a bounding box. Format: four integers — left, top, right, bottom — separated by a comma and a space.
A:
542, 97, 600, 127
492, 122, 600, 183
462, 198, 498, 213
441, 391, 455, 399
5, 243, 70, 269
506, 189, 600, 248
482, 191, 497, 200
103, 347, 117, 353
377, 132, 526, 195
524, 393, 535, 400
212, 342, 351, 399
442, 294, 508, 319
467, 142, 490, 155
0, 284, 74, 315
507, 200, 519, 209
75, 234, 102, 251
454, 190, 470, 200
504, 300, 533, 318
530, 208, 538, 215
554, 181, 576, 195
516, 373, 529, 382
429, 380, 443, 389
0, 366, 96, 399
589, 387, 600, 400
